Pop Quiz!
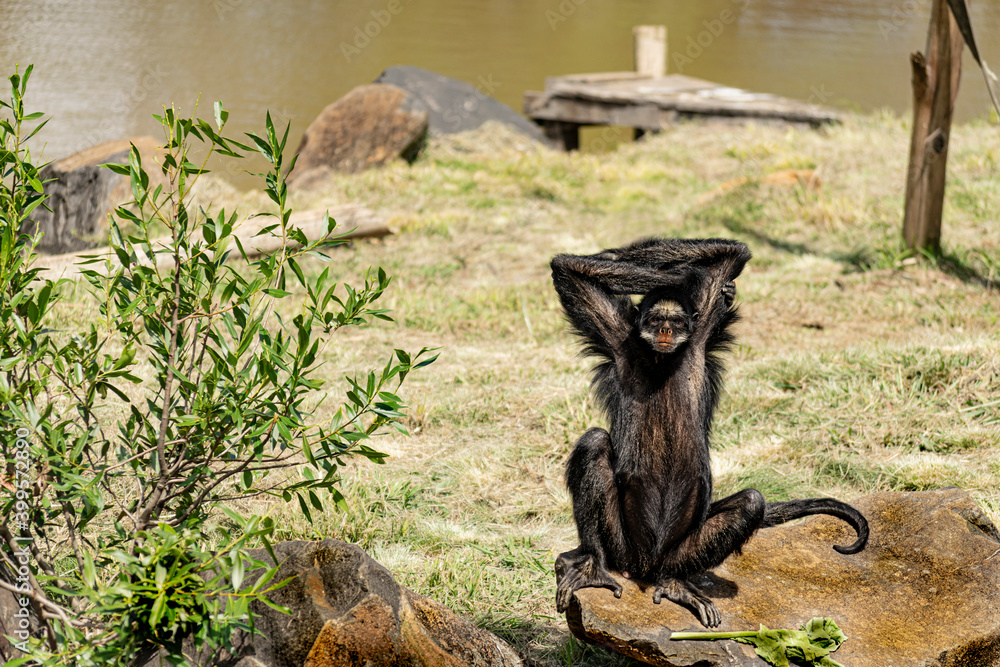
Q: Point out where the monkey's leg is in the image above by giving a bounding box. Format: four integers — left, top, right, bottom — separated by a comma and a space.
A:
652, 488, 765, 627
555, 428, 625, 613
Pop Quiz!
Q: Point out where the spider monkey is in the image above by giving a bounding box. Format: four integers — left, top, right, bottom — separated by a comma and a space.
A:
550, 237, 869, 628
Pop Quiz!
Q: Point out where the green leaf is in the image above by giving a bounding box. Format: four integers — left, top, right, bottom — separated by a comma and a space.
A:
103, 162, 131, 176
149, 593, 166, 627
259, 593, 292, 615
736, 626, 791, 667
297, 493, 313, 523
803, 616, 847, 649
308, 489, 323, 511
221, 506, 247, 526
244, 131, 274, 160
2, 658, 34, 667
214, 100, 228, 129
231, 554, 245, 590
331, 488, 349, 512
676, 618, 846, 667
82, 552, 97, 588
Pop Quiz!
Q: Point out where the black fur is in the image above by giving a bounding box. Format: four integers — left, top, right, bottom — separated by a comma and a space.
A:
550, 237, 869, 627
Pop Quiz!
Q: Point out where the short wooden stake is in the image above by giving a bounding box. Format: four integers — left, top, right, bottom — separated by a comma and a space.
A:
902, 0, 964, 252
633, 25, 667, 78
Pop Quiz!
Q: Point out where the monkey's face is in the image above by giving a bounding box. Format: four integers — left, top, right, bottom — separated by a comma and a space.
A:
639, 299, 690, 354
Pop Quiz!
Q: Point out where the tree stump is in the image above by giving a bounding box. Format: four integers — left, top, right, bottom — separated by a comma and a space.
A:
24, 137, 164, 255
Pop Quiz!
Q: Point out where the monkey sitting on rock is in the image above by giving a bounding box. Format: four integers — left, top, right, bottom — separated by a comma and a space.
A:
550, 237, 868, 628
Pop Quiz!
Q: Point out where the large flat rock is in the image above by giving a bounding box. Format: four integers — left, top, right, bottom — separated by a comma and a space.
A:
567, 489, 1000, 667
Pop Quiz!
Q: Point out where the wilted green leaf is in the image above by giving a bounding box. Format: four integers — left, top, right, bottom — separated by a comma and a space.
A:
673, 618, 846, 667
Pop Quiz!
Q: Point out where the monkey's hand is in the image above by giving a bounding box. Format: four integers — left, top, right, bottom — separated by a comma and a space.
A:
653, 577, 722, 628
555, 548, 623, 613
722, 280, 736, 308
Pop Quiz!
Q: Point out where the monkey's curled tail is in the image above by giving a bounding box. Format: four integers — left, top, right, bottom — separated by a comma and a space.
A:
762, 498, 869, 554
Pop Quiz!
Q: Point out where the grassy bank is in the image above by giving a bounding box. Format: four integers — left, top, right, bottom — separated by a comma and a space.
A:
68, 113, 1000, 665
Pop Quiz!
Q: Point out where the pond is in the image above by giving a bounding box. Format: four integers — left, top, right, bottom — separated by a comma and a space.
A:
2, 0, 998, 169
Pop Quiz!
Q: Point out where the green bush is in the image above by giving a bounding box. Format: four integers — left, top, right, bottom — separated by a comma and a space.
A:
0, 66, 434, 666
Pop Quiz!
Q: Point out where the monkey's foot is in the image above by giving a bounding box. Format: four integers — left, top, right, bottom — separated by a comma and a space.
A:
554, 548, 622, 613
652, 577, 721, 628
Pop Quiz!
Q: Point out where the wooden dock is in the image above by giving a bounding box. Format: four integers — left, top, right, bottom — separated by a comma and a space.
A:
524, 72, 842, 150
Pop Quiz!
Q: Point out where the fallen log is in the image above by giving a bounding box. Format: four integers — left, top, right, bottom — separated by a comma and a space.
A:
33, 204, 391, 281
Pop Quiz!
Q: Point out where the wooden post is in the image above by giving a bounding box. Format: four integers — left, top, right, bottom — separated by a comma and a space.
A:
538, 120, 581, 151
633, 25, 667, 78
634, 25, 666, 140
902, 0, 963, 252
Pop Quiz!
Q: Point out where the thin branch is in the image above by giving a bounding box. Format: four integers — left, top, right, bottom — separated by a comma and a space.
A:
60, 502, 87, 575
169, 420, 277, 526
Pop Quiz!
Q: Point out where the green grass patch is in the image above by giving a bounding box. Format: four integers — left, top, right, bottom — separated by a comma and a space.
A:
55, 114, 1000, 665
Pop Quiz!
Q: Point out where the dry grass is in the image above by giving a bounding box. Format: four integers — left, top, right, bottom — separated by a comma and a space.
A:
63, 114, 1000, 665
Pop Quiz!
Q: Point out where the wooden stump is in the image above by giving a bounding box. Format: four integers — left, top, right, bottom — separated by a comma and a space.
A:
902, 0, 964, 252
633, 25, 666, 78
25, 137, 163, 254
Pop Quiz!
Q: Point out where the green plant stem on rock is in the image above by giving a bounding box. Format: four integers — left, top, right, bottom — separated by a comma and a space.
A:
669, 629, 760, 640
671, 617, 847, 667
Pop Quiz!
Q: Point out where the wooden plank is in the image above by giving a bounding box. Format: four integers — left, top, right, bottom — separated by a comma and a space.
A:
544, 72, 649, 90
527, 85, 839, 126
525, 73, 841, 143
552, 78, 834, 115
549, 74, 715, 99
527, 96, 665, 129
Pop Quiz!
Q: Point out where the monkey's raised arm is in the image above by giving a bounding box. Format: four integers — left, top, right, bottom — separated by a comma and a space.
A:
685, 241, 751, 350
550, 251, 691, 359
601, 237, 751, 275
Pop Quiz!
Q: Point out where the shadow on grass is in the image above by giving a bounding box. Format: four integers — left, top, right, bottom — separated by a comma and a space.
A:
932, 250, 999, 291
730, 221, 813, 258
716, 209, 999, 291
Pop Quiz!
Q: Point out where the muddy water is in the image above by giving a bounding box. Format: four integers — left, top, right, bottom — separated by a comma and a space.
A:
2, 0, 998, 173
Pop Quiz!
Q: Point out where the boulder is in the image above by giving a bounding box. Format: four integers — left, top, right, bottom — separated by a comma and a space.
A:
374, 65, 547, 143
287, 84, 428, 183
565, 488, 1000, 667
24, 136, 163, 254
139, 539, 522, 667
245, 539, 521, 667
